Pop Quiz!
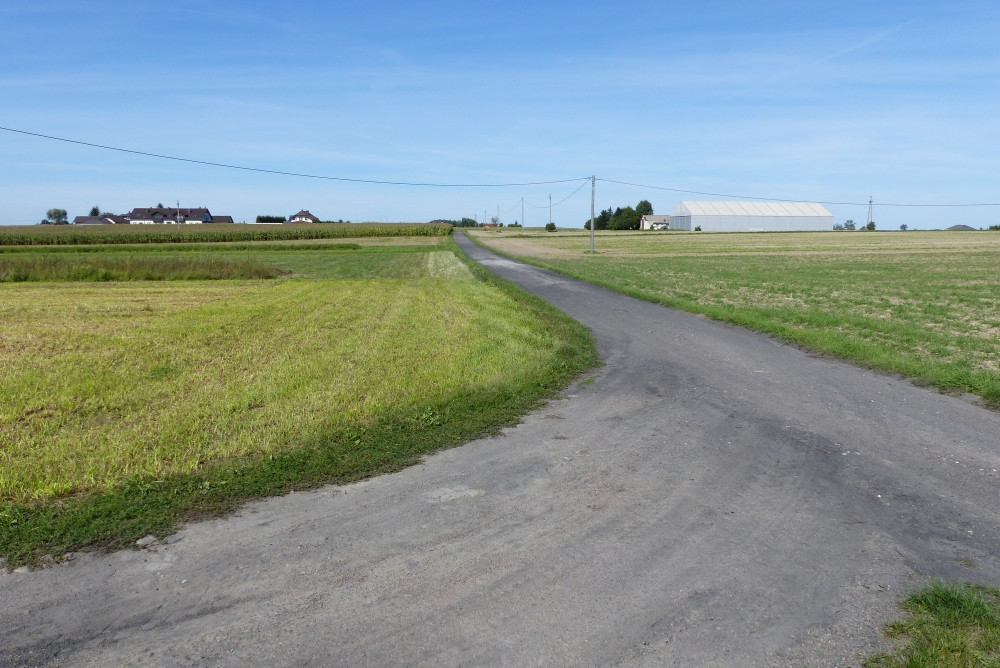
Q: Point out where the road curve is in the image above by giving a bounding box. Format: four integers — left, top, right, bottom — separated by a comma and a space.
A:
3, 233, 999, 667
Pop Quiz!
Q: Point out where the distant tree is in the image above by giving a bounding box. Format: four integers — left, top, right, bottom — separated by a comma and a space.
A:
900, 224, 908, 231
608, 206, 641, 230
585, 207, 613, 230
89, 205, 101, 216
585, 202, 648, 230
866, 221, 876, 231
156, 203, 164, 208
843, 219, 856, 231
545, 222, 556, 232
46, 208, 68, 224
255, 215, 286, 224
833, 223, 844, 230
440, 217, 479, 228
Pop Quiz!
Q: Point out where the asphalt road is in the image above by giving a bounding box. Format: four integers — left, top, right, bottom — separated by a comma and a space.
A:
3, 233, 999, 667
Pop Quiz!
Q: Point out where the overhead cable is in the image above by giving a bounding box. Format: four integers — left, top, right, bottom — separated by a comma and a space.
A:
524, 180, 591, 210
6, 125, 998, 207
0, 125, 589, 188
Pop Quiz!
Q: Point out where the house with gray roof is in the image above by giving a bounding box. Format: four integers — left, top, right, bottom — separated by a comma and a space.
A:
289, 210, 320, 223
123, 207, 231, 224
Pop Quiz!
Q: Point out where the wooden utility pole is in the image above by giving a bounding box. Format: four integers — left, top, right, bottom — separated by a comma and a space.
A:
589, 176, 595, 252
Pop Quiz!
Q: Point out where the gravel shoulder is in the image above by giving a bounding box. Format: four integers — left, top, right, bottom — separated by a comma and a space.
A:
3, 232, 999, 666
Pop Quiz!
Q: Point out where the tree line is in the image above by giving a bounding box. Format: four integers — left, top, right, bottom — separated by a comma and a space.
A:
583, 200, 653, 230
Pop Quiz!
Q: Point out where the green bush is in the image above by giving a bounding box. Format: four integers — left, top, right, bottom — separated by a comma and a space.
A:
545, 222, 556, 232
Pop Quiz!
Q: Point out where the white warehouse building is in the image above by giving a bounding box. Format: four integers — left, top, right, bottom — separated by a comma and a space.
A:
669, 201, 834, 232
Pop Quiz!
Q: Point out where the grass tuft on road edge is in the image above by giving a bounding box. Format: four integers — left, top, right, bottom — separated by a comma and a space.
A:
866, 580, 1000, 667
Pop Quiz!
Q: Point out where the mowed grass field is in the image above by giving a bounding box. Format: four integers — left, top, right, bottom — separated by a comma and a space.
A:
470, 229, 1000, 405
0, 234, 596, 566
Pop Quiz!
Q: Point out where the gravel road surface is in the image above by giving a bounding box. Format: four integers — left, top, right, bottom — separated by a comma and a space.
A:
2, 232, 998, 667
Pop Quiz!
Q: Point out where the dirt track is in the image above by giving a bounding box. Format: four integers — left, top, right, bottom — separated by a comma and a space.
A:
2, 233, 999, 666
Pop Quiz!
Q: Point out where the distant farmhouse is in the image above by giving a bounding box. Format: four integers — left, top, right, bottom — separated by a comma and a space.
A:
123, 207, 233, 224
288, 210, 320, 223
669, 201, 834, 232
73, 207, 233, 224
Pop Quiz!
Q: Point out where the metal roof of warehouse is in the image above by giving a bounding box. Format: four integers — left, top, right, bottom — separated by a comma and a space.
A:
673, 201, 833, 217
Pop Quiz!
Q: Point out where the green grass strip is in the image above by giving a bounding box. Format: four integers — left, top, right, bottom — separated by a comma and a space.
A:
0, 242, 363, 254
0, 223, 451, 246
0, 255, 287, 282
866, 580, 1000, 667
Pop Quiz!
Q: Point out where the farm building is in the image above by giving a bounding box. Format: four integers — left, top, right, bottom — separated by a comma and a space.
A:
669, 201, 834, 232
122, 207, 233, 224
640, 214, 671, 230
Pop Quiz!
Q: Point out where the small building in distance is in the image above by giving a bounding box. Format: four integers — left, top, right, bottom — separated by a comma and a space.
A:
669, 201, 834, 232
640, 214, 671, 230
289, 210, 320, 223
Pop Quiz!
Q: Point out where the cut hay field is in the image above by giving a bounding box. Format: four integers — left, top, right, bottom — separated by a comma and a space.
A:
470, 229, 1000, 405
0, 236, 596, 567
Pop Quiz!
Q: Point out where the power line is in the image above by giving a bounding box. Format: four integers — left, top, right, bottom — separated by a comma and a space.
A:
0, 125, 589, 188
598, 178, 1000, 208
524, 180, 590, 209
6, 124, 998, 208
551, 179, 591, 207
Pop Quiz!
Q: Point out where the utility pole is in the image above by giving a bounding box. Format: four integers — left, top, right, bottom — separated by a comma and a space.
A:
867, 196, 873, 227
589, 176, 596, 253
521, 197, 524, 229
549, 194, 552, 226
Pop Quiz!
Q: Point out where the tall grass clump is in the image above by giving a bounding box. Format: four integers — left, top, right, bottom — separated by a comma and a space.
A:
866, 580, 1000, 667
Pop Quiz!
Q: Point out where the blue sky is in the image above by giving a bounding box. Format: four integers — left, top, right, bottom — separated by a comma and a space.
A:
2, 1, 999, 229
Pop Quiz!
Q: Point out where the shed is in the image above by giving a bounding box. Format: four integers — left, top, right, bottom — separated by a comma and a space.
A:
640, 215, 671, 230
669, 201, 833, 232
